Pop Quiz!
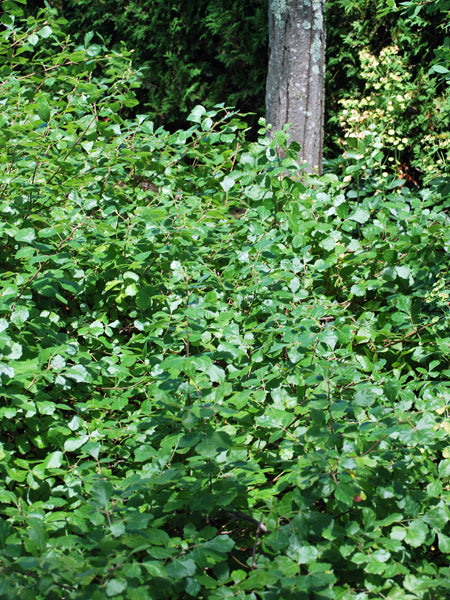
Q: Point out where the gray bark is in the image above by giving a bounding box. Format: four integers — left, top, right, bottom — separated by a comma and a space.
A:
266, 0, 326, 174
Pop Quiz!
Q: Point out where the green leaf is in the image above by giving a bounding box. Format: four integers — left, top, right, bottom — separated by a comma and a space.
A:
423, 506, 449, 530
65, 364, 91, 383
38, 25, 52, 38
187, 105, 206, 123
165, 558, 196, 579
142, 561, 169, 579
42, 451, 64, 470
14, 228, 35, 243
438, 532, 450, 553
390, 526, 406, 541
431, 64, 450, 74
185, 577, 201, 597
206, 363, 226, 383
37, 99, 51, 123
396, 265, 411, 280
372, 549, 390, 562
201, 535, 234, 554
287, 539, 319, 564
438, 458, 450, 478
90, 480, 114, 509
320, 237, 336, 251
64, 435, 89, 452
196, 431, 233, 457
289, 276, 300, 293
405, 520, 429, 547
106, 579, 127, 597
0, 517, 12, 546
11, 307, 29, 326
0, 364, 14, 381
221, 175, 236, 192
353, 387, 380, 407
86, 44, 102, 57
383, 380, 400, 402
349, 207, 370, 224
350, 283, 366, 297
28, 33, 39, 45
335, 482, 356, 506
68, 415, 83, 431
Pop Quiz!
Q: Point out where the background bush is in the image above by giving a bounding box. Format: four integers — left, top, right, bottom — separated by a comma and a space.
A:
24, 0, 450, 189
25, 0, 269, 132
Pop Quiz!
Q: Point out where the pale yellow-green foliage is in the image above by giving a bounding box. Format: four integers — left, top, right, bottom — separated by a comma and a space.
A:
339, 45, 450, 184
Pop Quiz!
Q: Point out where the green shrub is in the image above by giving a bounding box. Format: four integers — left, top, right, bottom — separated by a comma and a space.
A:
337, 44, 449, 188
0, 4, 449, 599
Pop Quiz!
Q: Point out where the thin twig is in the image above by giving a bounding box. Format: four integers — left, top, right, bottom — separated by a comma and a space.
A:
46, 114, 98, 185
382, 323, 433, 348
11, 222, 86, 310
230, 142, 240, 171
358, 433, 390, 457
217, 509, 270, 534
251, 514, 264, 569
100, 377, 148, 390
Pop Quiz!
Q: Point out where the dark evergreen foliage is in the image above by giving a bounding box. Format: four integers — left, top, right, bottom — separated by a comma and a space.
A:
26, 0, 269, 131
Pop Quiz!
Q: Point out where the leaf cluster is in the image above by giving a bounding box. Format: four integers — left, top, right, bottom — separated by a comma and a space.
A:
325, 0, 449, 191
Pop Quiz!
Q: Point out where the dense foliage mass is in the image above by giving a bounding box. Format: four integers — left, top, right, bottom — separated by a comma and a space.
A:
327, 0, 450, 191
1, 4, 450, 600
25, 0, 450, 188
25, 0, 268, 131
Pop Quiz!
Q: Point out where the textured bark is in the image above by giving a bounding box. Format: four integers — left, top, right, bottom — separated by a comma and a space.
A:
266, 0, 326, 174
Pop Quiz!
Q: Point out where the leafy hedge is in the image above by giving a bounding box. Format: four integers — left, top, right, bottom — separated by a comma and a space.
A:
1, 5, 450, 600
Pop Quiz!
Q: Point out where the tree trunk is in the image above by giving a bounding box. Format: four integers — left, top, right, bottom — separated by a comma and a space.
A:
266, 0, 326, 174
